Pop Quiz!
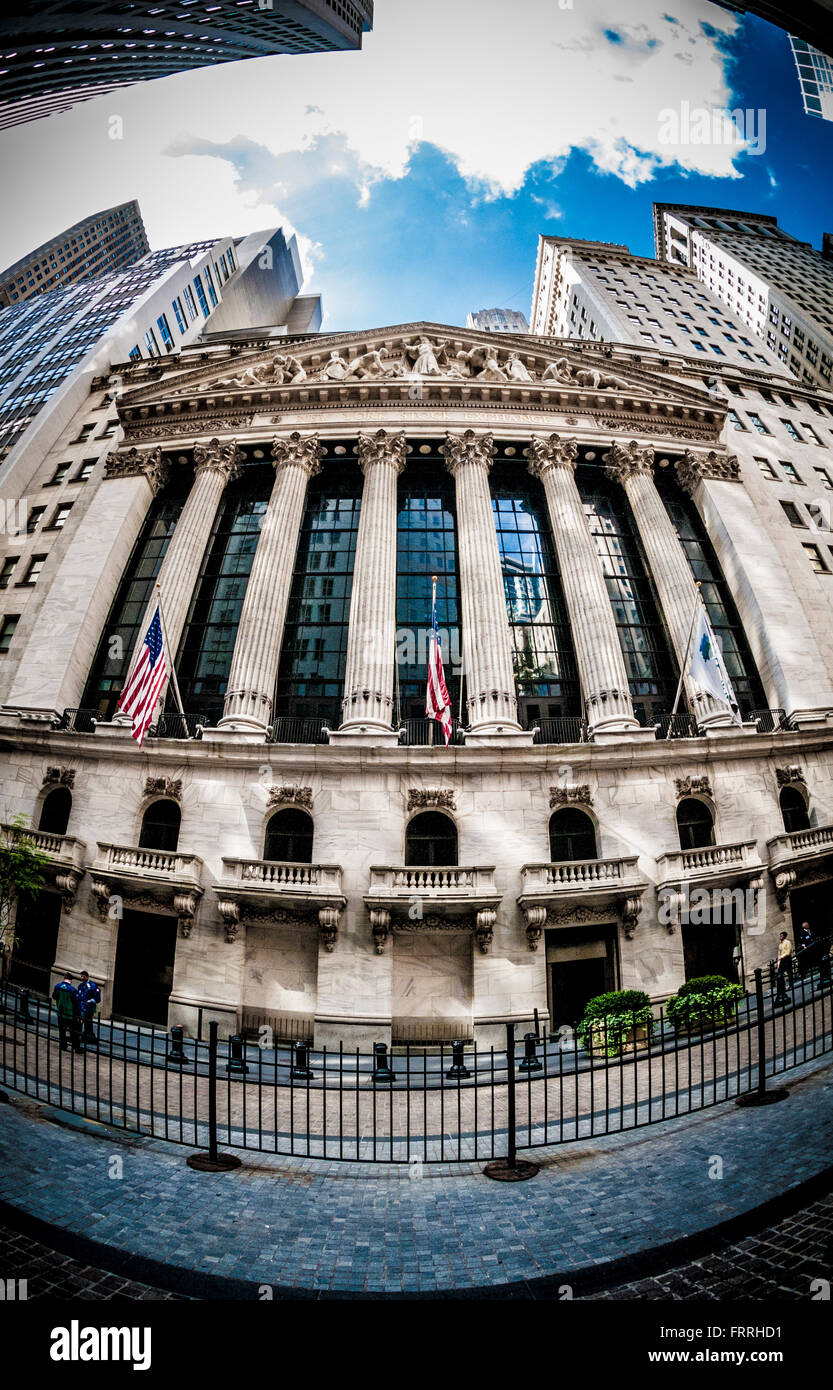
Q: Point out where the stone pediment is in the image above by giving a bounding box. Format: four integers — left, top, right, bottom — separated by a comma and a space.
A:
113, 322, 725, 444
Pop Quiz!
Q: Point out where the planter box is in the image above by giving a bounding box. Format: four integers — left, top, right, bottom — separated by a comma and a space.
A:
672, 1008, 736, 1036
588, 1021, 651, 1057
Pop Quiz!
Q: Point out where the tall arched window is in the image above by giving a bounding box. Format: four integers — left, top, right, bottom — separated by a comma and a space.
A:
780, 786, 810, 834
676, 798, 715, 851
139, 800, 181, 853
38, 786, 71, 836
549, 807, 597, 862
405, 811, 458, 867
264, 808, 314, 863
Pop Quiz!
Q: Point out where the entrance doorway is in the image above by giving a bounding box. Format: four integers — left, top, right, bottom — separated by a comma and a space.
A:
8, 890, 62, 994
682, 922, 739, 983
112, 909, 177, 1025
789, 880, 832, 942
546, 924, 617, 1030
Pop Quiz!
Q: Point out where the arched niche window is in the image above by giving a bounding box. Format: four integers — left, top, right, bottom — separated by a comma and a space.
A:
405, 811, 458, 867
38, 786, 71, 836
676, 798, 715, 852
780, 785, 810, 834
138, 800, 181, 853
549, 807, 597, 863
264, 808, 314, 864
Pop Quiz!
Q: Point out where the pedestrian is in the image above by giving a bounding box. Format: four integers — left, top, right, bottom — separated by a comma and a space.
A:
51, 973, 82, 1052
76, 971, 101, 1045
797, 920, 813, 953
775, 931, 793, 1004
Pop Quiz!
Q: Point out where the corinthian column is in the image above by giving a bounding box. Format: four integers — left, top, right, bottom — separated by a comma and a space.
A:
218, 431, 325, 732
526, 435, 638, 733
339, 430, 408, 732
440, 430, 521, 734
119, 437, 243, 716
603, 440, 730, 727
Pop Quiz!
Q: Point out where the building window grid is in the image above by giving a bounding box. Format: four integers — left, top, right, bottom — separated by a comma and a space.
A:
395, 458, 462, 722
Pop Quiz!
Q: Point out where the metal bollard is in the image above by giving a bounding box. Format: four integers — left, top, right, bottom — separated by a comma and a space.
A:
518, 1031, 543, 1071
290, 1039, 314, 1080
167, 1025, 188, 1065
445, 1039, 471, 1080
17, 990, 32, 1023
226, 1033, 249, 1075
372, 1041, 395, 1083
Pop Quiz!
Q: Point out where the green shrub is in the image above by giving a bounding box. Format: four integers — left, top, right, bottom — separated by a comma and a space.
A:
578, 989, 655, 1056
666, 977, 743, 1033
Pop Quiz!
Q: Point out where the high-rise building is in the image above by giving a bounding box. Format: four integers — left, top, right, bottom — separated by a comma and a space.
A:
653, 204, 833, 391
0, 201, 150, 308
466, 308, 529, 334
710, 1, 833, 56
529, 235, 788, 375
789, 35, 833, 119
0, 1, 374, 129
2, 303, 833, 1041
0, 226, 321, 484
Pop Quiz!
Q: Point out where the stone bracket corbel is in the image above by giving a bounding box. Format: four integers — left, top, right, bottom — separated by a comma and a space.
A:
370, 908, 391, 955
621, 893, 643, 940
774, 869, 797, 910
475, 909, 496, 955
55, 869, 83, 913
174, 892, 197, 938
318, 905, 341, 952
218, 898, 241, 943
523, 905, 548, 951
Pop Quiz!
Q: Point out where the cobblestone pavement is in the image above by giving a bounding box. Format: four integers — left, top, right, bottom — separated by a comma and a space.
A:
0, 1054, 831, 1297
0, 1219, 185, 1300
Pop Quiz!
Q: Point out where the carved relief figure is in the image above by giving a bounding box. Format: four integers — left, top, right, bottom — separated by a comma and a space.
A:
404, 336, 447, 375
542, 357, 575, 384
505, 351, 533, 382
476, 348, 509, 383
344, 347, 399, 379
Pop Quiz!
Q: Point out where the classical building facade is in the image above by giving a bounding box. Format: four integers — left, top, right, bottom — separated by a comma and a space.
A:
2, 322, 833, 1046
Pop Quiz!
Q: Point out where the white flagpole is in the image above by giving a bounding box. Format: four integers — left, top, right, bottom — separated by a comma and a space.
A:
155, 582, 190, 738
665, 581, 702, 740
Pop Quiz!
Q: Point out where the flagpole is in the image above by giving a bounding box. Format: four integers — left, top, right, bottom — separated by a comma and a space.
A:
156, 582, 190, 739
666, 582, 702, 740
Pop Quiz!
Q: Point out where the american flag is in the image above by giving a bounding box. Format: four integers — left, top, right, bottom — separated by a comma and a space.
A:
117, 605, 167, 747
425, 583, 452, 746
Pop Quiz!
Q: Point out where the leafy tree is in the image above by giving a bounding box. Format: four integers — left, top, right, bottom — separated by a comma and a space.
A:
0, 815, 50, 958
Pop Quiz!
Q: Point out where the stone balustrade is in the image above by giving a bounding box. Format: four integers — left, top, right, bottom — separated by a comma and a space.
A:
222, 857, 343, 896
518, 856, 647, 949
655, 839, 760, 887
367, 865, 497, 898
218, 857, 346, 950
364, 864, 500, 955
95, 842, 203, 883
766, 822, 833, 908
2, 822, 87, 911
90, 842, 204, 936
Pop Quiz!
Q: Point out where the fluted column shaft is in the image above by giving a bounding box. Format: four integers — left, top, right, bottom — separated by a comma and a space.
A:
527, 435, 638, 732
220, 432, 325, 731
121, 437, 243, 710
604, 441, 729, 727
340, 431, 407, 730
441, 430, 520, 732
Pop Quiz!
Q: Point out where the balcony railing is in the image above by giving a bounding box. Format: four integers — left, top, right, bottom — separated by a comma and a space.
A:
93, 842, 203, 886
268, 717, 331, 745
1, 824, 85, 866
529, 717, 587, 746
54, 707, 97, 733
221, 858, 343, 896
768, 823, 833, 871
520, 857, 641, 893
397, 718, 464, 746
149, 712, 203, 740
369, 866, 496, 896
656, 839, 761, 886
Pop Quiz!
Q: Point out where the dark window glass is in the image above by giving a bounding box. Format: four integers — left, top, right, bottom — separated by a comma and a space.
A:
175, 467, 271, 725
139, 800, 181, 853
577, 467, 678, 725
396, 454, 461, 722
81, 471, 189, 720
676, 798, 715, 850
38, 786, 71, 835
274, 457, 362, 727
780, 786, 810, 834
264, 808, 314, 863
491, 462, 580, 720
549, 807, 597, 862
405, 811, 458, 867
656, 473, 767, 716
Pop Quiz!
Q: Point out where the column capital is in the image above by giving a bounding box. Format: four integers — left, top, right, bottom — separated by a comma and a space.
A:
271, 430, 325, 477
525, 434, 579, 479
193, 436, 245, 483
440, 429, 496, 477
104, 445, 170, 496
356, 429, 409, 475
603, 439, 654, 485
676, 449, 740, 496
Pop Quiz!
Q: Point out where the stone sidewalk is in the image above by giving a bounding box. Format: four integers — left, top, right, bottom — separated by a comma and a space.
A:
0, 1055, 831, 1298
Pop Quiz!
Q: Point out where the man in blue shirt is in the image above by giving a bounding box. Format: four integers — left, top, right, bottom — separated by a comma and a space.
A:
51, 974, 82, 1052
77, 971, 101, 1044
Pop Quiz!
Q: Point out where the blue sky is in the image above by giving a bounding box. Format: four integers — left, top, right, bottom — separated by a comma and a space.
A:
1, 0, 831, 332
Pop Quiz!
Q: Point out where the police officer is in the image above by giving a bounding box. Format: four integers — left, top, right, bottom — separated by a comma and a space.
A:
76, 971, 101, 1045
51, 973, 82, 1052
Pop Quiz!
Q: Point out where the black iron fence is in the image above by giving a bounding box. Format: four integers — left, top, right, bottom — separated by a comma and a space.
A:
2, 965, 830, 1166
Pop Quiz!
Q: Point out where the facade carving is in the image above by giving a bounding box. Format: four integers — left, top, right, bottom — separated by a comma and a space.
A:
144, 777, 182, 801
407, 789, 456, 812
674, 776, 713, 800
43, 766, 75, 788
676, 449, 740, 495
549, 785, 594, 808
104, 445, 169, 495
267, 785, 314, 810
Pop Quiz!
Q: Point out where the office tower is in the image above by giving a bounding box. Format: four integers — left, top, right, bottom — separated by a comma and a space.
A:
710, 1, 833, 56
789, 35, 833, 119
0, 1, 375, 129
0, 202, 150, 308
653, 204, 833, 390
466, 308, 529, 334
529, 235, 787, 374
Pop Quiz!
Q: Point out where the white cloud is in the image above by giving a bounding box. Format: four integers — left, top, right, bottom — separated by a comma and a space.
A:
0, 0, 746, 268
